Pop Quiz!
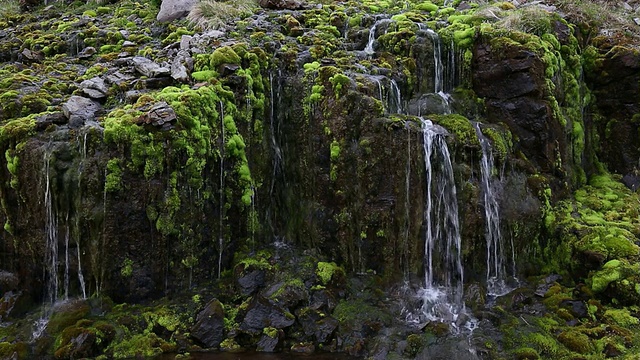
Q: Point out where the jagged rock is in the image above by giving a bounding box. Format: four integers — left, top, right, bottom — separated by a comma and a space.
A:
156, 0, 197, 22
77, 46, 96, 59
125, 90, 147, 103
560, 300, 588, 319
635, 18, 640, 26
131, 56, 170, 78
35, 112, 67, 130
122, 41, 136, 47
258, 0, 305, 10
239, 296, 295, 335
171, 50, 192, 82
256, 330, 281, 352
191, 298, 225, 348
62, 96, 101, 128
236, 268, 265, 296
136, 102, 177, 130
180, 35, 192, 50
79, 77, 108, 99
105, 71, 135, 86
20, 48, 43, 63
119, 30, 129, 39
142, 77, 175, 89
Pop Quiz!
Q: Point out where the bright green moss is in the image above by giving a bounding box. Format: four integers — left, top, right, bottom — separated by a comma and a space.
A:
591, 259, 622, 293
604, 308, 640, 327
329, 73, 351, 97
105, 158, 123, 193
429, 114, 480, 147
557, 330, 594, 354
416, 1, 438, 12
316, 261, 344, 285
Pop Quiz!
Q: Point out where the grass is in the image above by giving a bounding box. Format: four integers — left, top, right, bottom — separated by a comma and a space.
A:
0, 0, 19, 18
187, 0, 257, 30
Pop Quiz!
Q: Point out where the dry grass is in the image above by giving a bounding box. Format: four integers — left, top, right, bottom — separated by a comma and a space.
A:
188, 0, 257, 30
0, 0, 20, 18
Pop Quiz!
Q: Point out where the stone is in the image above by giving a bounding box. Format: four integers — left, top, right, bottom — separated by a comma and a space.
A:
77, 46, 96, 59
237, 268, 265, 296
258, 0, 305, 10
136, 102, 177, 130
79, 77, 108, 99
62, 96, 101, 126
180, 35, 192, 50
125, 90, 146, 103
634, 18, 640, 26
171, 50, 192, 82
131, 56, 170, 78
156, 0, 197, 22
122, 41, 136, 47
191, 298, 225, 348
106, 71, 135, 87
35, 112, 67, 130
239, 296, 295, 335
20, 48, 43, 63
0, 271, 19, 293
256, 330, 280, 352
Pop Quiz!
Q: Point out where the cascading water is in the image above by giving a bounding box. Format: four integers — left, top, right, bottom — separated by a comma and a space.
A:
418, 118, 465, 324
425, 29, 452, 114
218, 101, 225, 279
364, 18, 391, 56
473, 123, 517, 296
43, 151, 59, 306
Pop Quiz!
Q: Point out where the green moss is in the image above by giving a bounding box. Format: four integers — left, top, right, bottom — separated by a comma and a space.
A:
513, 347, 540, 360
429, 114, 479, 147
416, 1, 438, 12
329, 73, 350, 98
557, 330, 594, 354
105, 158, 123, 193
263, 326, 278, 338
332, 298, 392, 325
192, 70, 217, 82
604, 308, 640, 327
316, 261, 344, 285
121, 258, 133, 278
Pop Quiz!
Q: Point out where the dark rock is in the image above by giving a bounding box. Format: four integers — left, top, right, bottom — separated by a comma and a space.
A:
291, 342, 315, 353
622, 173, 640, 191
256, 329, 281, 352
219, 63, 240, 77
142, 77, 175, 89
237, 269, 265, 296
35, 112, 67, 130
136, 102, 177, 130
604, 342, 623, 358
106, 71, 135, 87
62, 96, 101, 125
191, 298, 225, 348
239, 296, 295, 335
0, 271, 19, 292
315, 316, 338, 343
258, 0, 305, 10
125, 90, 147, 103
0, 290, 21, 321
79, 77, 108, 99
535, 274, 562, 297
20, 48, 43, 63
156, 0, 197, 22
560, 300, 588, 319
131, 56, 171, 78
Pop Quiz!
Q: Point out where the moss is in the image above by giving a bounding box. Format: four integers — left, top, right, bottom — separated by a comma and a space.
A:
604, 308, 640, 327
328, 73, 351, 98
121, 258, 133, 278
192, 70, 217, 82
263, 326, 278, 338
429, 114, 479, 147
513, 347, 540, 360
332, 298, 392, 325
415, 1, 438, 12
316, 261, 344, 285
105, 158, 123, 193
557, 330, 594, 354
108, 332, 169, 358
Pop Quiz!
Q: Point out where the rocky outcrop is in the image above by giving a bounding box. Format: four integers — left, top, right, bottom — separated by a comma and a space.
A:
156, 0, 197, 22
191, 298, 225, 348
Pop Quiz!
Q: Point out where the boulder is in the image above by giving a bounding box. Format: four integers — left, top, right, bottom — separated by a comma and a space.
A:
190, 298, 225, 348
156, 0, 197, 22
135, 102, 177, 130
258, 0, 305, 10
79, 77, 108, 99
239, 296, 295, 335
131, 56, 171, 78
62, 96, 101, 128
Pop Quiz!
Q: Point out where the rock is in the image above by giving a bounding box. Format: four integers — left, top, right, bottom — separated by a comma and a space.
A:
62, 96, 101, 127
622, 173, 640, 191
0, 290, 21, 321
560, 300, 588, 319
125, 90, 147, 103
105, 71, 135, 87
136, 102, 177, 130
77, 47, 96, 59
171, 51, 192, 82
0, 271, 19, 292
122, 41, 136, 47
291, 342, 315, 353
79, 77, 108, 99
315, 317, 338, 343
180, 35, 192, 50
191, 298, 225, 348
35, 112, 67, 130
142, 77, 175, 89
156, 0, 197, 22
131, 56, 171, 78
256, 329, 281, 352
119, 30, 129, 39
258, 0, 305, 10
236, 268, 265, 296
239, 296, 295, 335
20, 48, 43, 63
634, 18, 640, 26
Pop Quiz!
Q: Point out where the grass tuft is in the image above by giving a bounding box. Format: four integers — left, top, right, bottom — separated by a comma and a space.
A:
187, 0, 256, 30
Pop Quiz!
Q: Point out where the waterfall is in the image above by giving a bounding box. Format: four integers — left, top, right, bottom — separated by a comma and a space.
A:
218, 101, 225, 279
418, 118, 465, 323
425, 29, 452, 114
43, 151, 59, 305
364, 18, 391, 56
389, 79, 403, 114
473, 123, 516, 296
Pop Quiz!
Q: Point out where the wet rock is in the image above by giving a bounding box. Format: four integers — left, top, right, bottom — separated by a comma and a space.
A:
315, 317, 338, 343
35, 112, 67, 130
135, 102, 177, 130
256, 328, 281, 352
622, 173, 640, 191
0, 271, 19, 292
535, 274, 562, 297
157, 0, 197, 22
560, 300, 588, 319
291, 342, 315, 353
259, 0, 305, 10
237, 268, 265, 296
239, 296, 295, 335
0, 290, 21, 321
131, 56, 171, 78
79, 77, 108, 99
142, 77, 175, 89
62, 96, 101, 128
191, 298, 225, 348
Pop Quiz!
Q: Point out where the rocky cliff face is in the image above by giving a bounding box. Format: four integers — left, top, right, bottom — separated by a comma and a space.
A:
0, 0, 640, 358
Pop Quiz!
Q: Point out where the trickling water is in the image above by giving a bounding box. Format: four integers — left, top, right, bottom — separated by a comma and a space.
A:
64, 217, 69, 301
418, 118, 464, 323
425, 29, 452, 114
268, 71, 284, 198
43, 151, 59, 305
389, 79, 403, 114
364, 19, 391, 56
473, 123, 516, 296
218, 101, 225, 279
